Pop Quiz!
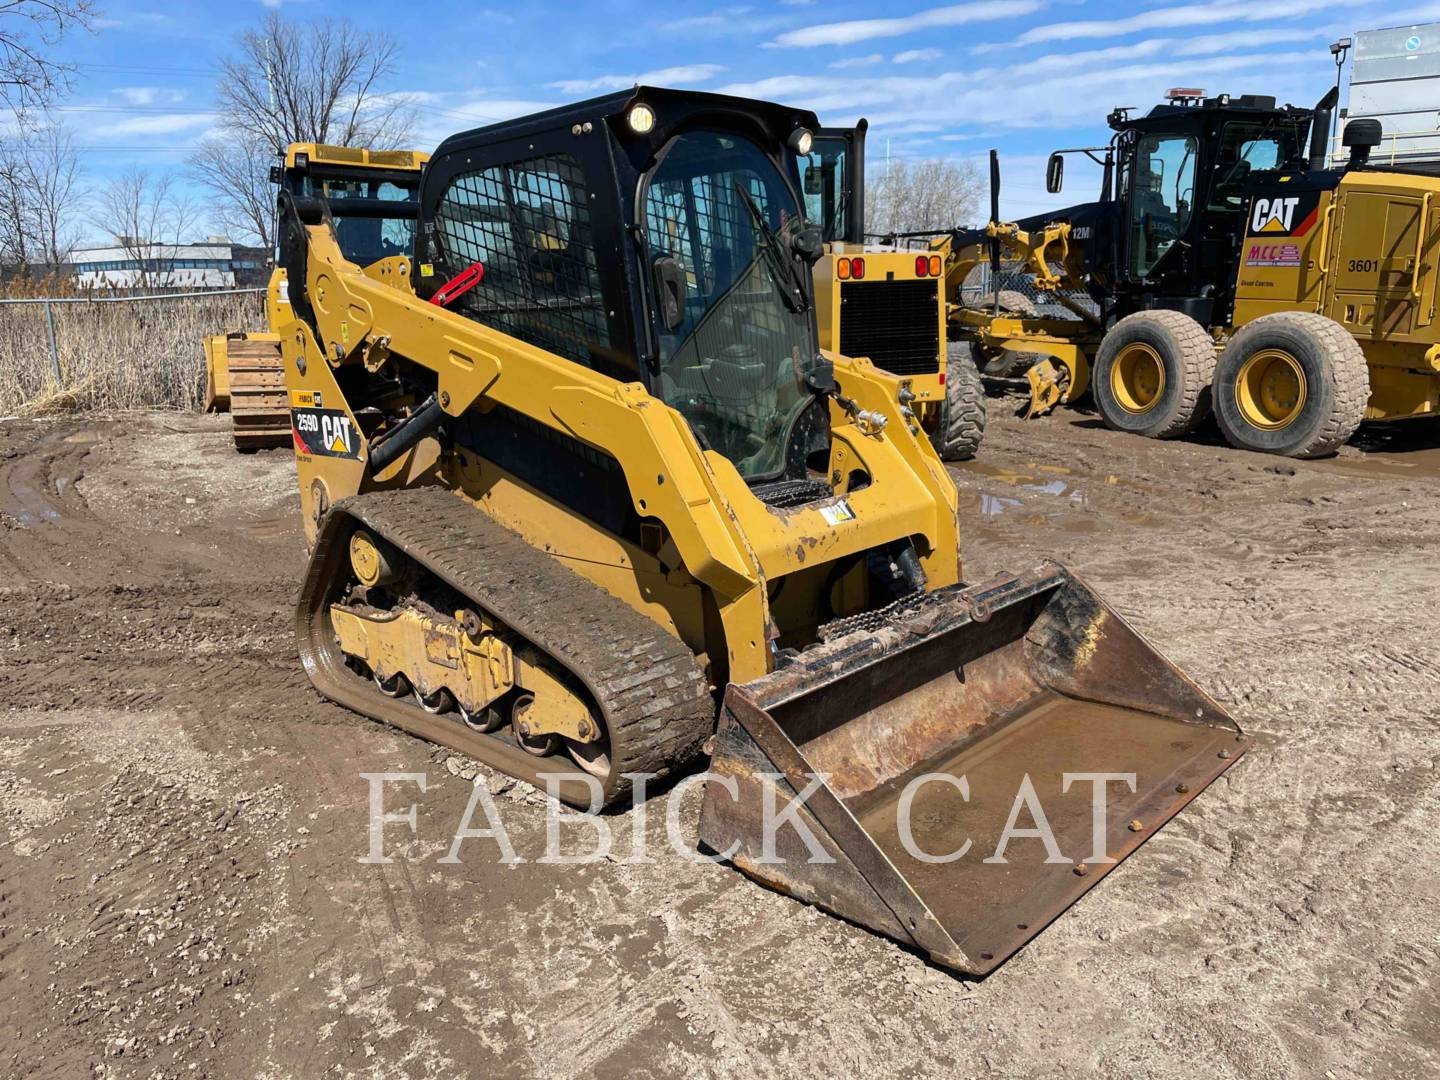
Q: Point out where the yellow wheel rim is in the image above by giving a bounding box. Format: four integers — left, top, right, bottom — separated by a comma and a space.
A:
1235, 348, 1306, 431
1109, 342, 1166, 415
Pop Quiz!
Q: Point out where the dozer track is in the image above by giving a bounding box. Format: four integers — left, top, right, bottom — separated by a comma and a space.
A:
297, 487, 714, 807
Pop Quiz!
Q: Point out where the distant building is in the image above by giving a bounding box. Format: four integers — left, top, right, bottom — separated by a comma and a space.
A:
67, 237, 270, 289
1346, 22, 1440, 167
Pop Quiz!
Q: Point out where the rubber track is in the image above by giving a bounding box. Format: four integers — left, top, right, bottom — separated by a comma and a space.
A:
307, 487, 715, 804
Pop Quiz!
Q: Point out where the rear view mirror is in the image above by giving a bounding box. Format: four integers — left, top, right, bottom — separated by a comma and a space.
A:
789, 222, 825, 264
1046, 152, 1064, 194
653, 255, 688, 331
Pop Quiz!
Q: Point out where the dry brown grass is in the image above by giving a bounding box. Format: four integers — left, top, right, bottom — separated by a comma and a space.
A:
0, 291, 266, 416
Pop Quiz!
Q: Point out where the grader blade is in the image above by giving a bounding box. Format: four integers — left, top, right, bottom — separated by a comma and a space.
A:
699, 563, 1247, 977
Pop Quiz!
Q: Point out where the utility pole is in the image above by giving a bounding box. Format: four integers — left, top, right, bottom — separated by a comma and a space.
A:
1330, 37, 1352, 166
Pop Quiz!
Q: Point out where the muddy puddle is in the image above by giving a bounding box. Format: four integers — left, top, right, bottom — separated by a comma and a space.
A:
952, 459, 1106, 519
1321, 420, 1440, 481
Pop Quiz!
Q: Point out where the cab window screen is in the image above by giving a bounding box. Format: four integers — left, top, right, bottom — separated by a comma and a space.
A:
1207, 120, 1304, 210
434, 152, 611, 368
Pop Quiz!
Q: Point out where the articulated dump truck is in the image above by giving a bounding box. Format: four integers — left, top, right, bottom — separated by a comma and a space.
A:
274, 87, 1247, 975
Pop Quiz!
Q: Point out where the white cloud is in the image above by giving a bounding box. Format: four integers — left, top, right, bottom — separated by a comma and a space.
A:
663, 6, 797, 37
547, 64, 726, 95
1010, 0, 1354, 47
1001, 27, 1330, 76
893, 48, 943, 63
770, 0, 1044, 48
720, 48, 1324, 135
106, 112, 215, 136
113, 86, 186, 106
830, 54, 884, 69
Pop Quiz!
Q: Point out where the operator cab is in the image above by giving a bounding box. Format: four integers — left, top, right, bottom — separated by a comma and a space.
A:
414, 88, 833, 490
1041, 90, 1323, 324
1109, 90, 1313, 320
272, 145, 425, 269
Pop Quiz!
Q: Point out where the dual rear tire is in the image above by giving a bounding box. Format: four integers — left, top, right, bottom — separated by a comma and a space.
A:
1093, 310, 1369, 458
1210, 312, 1369, 458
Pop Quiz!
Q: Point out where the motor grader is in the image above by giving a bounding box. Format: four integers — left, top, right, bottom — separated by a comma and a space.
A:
271, 87, 1246, 976
203, 143, 427, 449
940, 84, 1440, 456
798, 121, 987, 460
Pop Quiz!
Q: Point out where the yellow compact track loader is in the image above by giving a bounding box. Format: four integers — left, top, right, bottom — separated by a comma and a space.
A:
939, 84, 1440, 457
204, 143, 428, 450
274, 88, 1246, 976
800, 122, 987, 460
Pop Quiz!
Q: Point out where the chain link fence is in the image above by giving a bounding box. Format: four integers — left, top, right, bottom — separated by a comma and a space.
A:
0, 289, 267, 416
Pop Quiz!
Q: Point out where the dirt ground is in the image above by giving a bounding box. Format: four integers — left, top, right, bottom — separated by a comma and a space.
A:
1, 401, 1438, 1079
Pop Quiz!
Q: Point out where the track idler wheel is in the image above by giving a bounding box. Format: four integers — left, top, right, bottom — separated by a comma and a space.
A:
510, 693, 561, 756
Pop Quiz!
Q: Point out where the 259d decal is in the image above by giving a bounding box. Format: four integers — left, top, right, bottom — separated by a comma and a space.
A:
293, 407, 361, 459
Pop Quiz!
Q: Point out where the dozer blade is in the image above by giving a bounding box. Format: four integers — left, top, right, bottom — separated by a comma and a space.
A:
699, 563, 1247, 977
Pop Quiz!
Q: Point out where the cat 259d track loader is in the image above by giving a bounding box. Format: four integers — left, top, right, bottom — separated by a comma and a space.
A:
274, 87, 1246, 976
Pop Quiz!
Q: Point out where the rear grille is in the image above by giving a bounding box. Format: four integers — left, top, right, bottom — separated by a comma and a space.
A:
837, 279, 941, 376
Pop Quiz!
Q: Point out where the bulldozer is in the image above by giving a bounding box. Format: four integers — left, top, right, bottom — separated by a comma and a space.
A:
937, 83, 1440, 457
799, 121, 987, 460
272, 87, 1247, 976
203, 143, 427, 450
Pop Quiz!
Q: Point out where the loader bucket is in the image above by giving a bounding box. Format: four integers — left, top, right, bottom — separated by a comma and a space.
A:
698, 562, 1247, 976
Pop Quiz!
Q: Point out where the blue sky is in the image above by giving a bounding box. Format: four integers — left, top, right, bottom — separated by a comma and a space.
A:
42, 0, 1440, 234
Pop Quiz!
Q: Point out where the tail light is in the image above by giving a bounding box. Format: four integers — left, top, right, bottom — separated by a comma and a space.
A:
852, 257, 865, 279
915, 255, 929, 277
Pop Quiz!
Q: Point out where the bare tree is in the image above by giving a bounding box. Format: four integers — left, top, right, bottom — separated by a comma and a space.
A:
0, 142, 31, 265
92, 168, 202, 288
0, 124, 84, 271
0, 1, 94, 120
22, 124, 84, 265
193, 12, 414, 247
867, 157, 984, 236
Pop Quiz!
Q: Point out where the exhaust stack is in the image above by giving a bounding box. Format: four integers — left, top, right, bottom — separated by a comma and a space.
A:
1308, 86, 1340, 170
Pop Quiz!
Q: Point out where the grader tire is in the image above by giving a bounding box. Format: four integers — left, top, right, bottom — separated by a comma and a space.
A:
970, 289, 1037, 316
1212, 312, 1370, 458
1093, 310, 1216, 438
931, 342, 987, 460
